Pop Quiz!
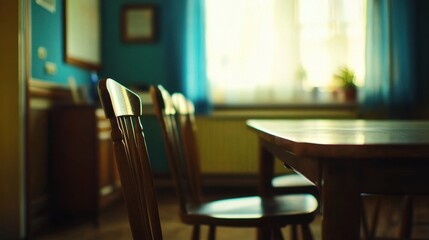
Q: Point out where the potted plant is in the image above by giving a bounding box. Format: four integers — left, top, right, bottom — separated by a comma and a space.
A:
334, 66, 357, 102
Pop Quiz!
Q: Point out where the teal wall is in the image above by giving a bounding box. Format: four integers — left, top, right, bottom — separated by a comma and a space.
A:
100, 0, 169, 88
31, 0, 91, 86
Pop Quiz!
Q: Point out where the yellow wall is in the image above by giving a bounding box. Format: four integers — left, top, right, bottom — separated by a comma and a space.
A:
0, 1, 25, 238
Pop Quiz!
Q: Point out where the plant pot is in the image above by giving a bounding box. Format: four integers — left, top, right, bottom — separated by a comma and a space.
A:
344, 87, 357, 102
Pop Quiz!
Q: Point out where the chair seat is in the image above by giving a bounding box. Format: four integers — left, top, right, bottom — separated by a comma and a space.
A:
272, 174, 319, 196
272, 174, 314, 187
183, 194, 318, 227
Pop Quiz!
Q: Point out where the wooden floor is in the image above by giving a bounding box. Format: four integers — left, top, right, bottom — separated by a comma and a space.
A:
34, 189, 429, 240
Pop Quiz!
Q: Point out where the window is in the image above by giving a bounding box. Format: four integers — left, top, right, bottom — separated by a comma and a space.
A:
205, 0, 366, 105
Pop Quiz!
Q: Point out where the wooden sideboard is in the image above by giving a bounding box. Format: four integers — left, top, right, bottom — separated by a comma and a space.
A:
50, 105, 121, 222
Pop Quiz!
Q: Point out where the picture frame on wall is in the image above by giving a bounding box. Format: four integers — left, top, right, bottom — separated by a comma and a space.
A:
121, 4, 157, 43
64, 0, 101, 70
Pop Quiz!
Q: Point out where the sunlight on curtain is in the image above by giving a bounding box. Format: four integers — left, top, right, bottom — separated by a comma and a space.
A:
363, 0, 416, 119
205, 0, 366, 104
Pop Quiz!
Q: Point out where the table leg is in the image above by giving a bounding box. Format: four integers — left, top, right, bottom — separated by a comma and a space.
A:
322, 160, 361, 240
257, 139, 275, 240
258, 138, 275, 196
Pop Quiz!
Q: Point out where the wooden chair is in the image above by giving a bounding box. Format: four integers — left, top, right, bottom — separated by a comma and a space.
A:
150, 85, 318, 240
98, 78, 163, 240
360, 195, 413, 240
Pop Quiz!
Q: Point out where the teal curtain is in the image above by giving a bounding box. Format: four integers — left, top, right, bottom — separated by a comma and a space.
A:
165, 0, 211, 114
363, 0, 416, 118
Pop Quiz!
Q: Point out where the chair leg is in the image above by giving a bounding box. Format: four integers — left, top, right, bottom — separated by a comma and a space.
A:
361, 203, 370, 240
399, 196, 413, 239
301, 224, 313, 240
361, 196, 381, 240
272, 228, 284, 240
369, 196, 381, 239
257, 227, 272, 240
289, 225, 298, 240
207, 225, 216, 240
191, 225, 200, 240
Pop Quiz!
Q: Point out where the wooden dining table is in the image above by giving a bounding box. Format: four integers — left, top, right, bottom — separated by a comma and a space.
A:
247, 119, 429, 240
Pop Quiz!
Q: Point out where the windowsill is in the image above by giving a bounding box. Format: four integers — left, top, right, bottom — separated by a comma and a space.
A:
214, 101, 357, 109
208, 102, 359, 119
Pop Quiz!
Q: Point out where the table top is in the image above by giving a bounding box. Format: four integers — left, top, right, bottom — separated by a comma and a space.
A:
247, 119, 429, 158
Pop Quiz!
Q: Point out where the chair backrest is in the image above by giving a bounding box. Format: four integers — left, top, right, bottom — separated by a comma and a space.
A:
98, 78, 163, 240
150, 85, 201, 214
171, 93, 202, 202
